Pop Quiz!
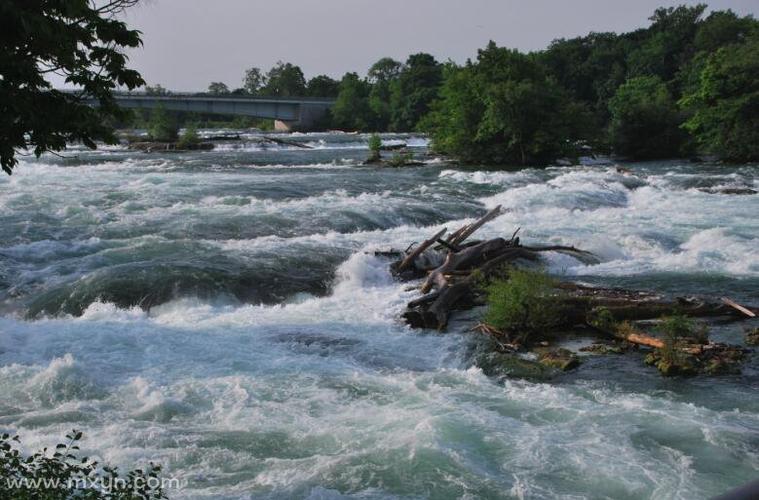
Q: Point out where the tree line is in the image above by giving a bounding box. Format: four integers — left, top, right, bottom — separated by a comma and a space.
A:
2, 2, 757, 174
198, 4, 758, 165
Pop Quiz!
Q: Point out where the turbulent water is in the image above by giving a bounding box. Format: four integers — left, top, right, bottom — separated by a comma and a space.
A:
0, 132, 757, 499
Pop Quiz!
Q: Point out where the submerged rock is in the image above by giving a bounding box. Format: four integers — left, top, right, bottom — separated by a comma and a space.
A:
698, 187, 757, 195
579, 342, 627, 355
474, 350, 555, 380
534, 347, 581, 371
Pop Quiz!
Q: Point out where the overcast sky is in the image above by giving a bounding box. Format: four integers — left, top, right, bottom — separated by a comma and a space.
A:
118, 0, 759, 91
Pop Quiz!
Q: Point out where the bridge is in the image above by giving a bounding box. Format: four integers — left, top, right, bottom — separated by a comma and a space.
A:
84, 93, 335, 131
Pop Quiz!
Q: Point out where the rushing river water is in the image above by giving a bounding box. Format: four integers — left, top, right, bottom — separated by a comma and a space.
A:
0, 132, 757, 499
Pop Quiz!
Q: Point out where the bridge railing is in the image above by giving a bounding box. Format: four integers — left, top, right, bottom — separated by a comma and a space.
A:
110, 91, 336, 103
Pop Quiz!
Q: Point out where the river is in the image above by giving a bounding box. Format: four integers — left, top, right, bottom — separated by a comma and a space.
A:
0, 132, 757, 499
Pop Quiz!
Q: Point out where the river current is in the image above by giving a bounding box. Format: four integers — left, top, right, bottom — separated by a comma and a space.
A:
0, 132, 757, 499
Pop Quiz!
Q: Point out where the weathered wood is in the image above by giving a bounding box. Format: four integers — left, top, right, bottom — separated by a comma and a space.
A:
618, 331, 665, 349
721, 297, 756, 318
444, 226, 468, 246
397, 227, 447, 272
421, 238, 509, 293
407, 291, 441, 308
436, 239, 461, 253
450, 206, 503, 247
522, 245, 599, 264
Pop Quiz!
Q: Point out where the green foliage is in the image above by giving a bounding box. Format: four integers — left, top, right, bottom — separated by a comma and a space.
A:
177, 124, 200, 149
0, 430, 167, 499
306, 75, 340, 97
367, 134, 382, 161
368, 58, 403, 130
386, 151, 415, 167
263, 61, 307, 97
331, 73, 374, 131
242, 67, 266, 95
425, 42, 590, 165
625, 5, 707, 82
0, 0, 144, 174
656, 315, 694, 365
144, 84, 169, 96
587, 306, 616, 332
608, 76, 685, 159
147, 107, 178, 142
484, 268, 561, 341
389, 53, 443, 131
681, 37, 759, 162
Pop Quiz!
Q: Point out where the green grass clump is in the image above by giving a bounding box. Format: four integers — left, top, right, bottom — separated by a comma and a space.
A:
484, 268, 560, 342
386, 151, 414, 167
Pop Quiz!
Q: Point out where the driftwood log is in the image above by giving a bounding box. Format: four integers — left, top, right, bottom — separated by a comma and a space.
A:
393, 209, 597, 330
392, 212, 756, 332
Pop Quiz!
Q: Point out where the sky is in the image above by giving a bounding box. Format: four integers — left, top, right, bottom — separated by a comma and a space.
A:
116, 0, 759, 91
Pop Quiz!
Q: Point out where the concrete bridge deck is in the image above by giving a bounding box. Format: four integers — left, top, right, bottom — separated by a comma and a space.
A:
85, 93, 336, 131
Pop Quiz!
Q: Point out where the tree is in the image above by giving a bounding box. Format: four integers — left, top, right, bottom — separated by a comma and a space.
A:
177, 123, 200, 149
694, 9, 759, 53
208, 82, 230, 95
147, 106, 178, 142
243, 67, 267, 95
626, 5, 707, 84
368, 57, 403, 84
367, 57, 402, 130
0, 0, 144, 174
262, 61, 307, 97
608, 76, 685, 159
424, 43, 588, 165
390, 53, 443, 131
331, 72, 374, 131
681, 37, 759, 162
144, 83, 169, 96
306, 75, 340, 97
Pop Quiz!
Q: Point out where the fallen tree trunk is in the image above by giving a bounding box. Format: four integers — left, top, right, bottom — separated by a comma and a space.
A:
721, 297, 756, 318
448, 206, 502, 247
396, 227, 447, 273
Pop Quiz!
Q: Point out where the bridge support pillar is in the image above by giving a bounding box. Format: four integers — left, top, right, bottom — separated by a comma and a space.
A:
274, 120, 296, 132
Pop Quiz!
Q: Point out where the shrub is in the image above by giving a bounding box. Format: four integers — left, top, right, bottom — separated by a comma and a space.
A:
367, 133, 382, 162
147, 106, 178, 142
177, 124, 200, 149
656, 315, 708, 364
386, 151, 414, 167
484, 268, 561, 342
0, 430, 167, 499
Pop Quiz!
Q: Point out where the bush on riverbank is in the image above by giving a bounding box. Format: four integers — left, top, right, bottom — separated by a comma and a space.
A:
483, 268, 562, 342
0, 430, 167, 499
177, 124, 200, 149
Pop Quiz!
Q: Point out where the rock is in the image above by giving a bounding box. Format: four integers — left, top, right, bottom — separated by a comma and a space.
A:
656, 358, 698, 377
535, 347, 581, 371
380, 143, 407, 151
698, 187, 757, 195
580, 342, 626, 355
645, 343, 745, 376
475, 351, 555, 380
